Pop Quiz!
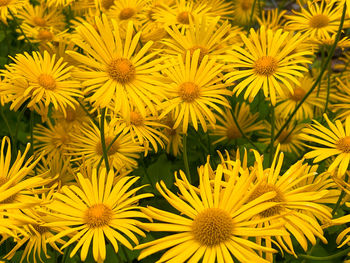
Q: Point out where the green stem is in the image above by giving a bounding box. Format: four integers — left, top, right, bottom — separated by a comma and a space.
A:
100, 108, 110, 172
323, 63, 331, 115
274, 2, 347, 142
269, 105, 275, 166
332, 189, 346, 216
299, 246, 350, 261
0, 107, 13, 140
248, 0, 257, 30
96, 132, 119, 173
183, 133, 191, 183
13, 105, 27, 151
77, 100, 98, 126
9, 10, 36, 51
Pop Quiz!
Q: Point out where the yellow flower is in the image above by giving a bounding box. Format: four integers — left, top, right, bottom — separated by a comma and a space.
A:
330, 77, 350, 121
257, 8, 287, 31
68, 15, 166, 114
0, 51, 82, 116
301, 114, 350, 177
45, 168, 153, 262
198, 0, 234, 21
46, 0, 75, 7
136, 158, 286, 262
159, 50, 231, 133
330, 202, 350, 247
0, 0, 28, 24
225, 26, 312, 105
162, 112, 183, 157
231, 0, 260, 25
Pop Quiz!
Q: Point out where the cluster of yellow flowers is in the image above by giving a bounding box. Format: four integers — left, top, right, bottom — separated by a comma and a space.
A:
1, 0, 350, 262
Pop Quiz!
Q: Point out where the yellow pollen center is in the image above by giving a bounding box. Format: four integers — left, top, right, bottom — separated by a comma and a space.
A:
108, 58, 135, 84
248, 184, 285, 217
337, 136, 350, 153
179, 82, 200, 102
65, 107, 76, 122
119, 8, 135, 20
0, 0, 10, 6
289, 87, 306, 101
38, 30, 53, 41
277, 130, 292, 144
309, 14, 329, 28
177, 11, 193, 24
192, 208, 234, 246
226, 124, 241, 140
188, 46, 209, 63
130, 111, 143, 126
102, 0, 114, 9
33, 17, 47, 27
32, 224, 49, 234
96, 136, 119, 156
254, 56, 278, 76
38, 74, 56, 90
241, 1, 251, 10
85, 204, 113, 228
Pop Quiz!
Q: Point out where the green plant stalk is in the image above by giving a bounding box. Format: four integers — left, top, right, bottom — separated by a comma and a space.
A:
100, 108, 110, 172
0, 107, 13, 141
248, 0, 257, 31
323, 63, 331, 115
299, 246, 350, 261
183, 133, 191, 183
13, 105, 27, 150
269, 105, 275, 166
96, 132, 119, 173
274, 2, 347, 142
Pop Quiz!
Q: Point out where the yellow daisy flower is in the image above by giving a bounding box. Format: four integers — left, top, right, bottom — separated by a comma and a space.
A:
0, 0, 28, 24
159, 50, 232, 133
0, 51, 82, 116
51, 103, 90, 129
210, 102, 264, 144
162, 112, 183, 157
330, 77, 350, 120
45, 168, 153, 262
257, 8, 287, 31
18, 24, 70, 44
136, 159, 287, 262
198, 0, 234, 21
301, 114, 350, 177
68, 120, 144, 172
285, 0, 345, 40
68, 15, 166, 114
330, 202, 350, 248
231, 0, 259, 25
225, 26, 312, 105
46, 0, 75, 7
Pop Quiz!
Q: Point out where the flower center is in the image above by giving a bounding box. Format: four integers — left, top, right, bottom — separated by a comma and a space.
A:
336, 136, 350, 153
65, 107, 76, 122
0, 177, 17, 204
309, 14, 329, 28
85, 204, 113, 228
96, 136, 119, 156
0, 0, 10, 6
192, 208, 234, 246
32, 224, 49, 234
179, 82, 200, 102
277, 130, 292, 144
289, 87, 306, 101
226, 124, 241, 140
119, 8, 135, 20
38, 74, 56, 90
102, 0, 114, 9
38, 30, 53, 41
33, 17, 47, 27
130, 111, 143, 126
249, 184, 285, 217
108, 58, 135, 84
241, 1, 251, 11
254, 56, 278, 76
188, 45, 209, 63
177, 11, 193, 24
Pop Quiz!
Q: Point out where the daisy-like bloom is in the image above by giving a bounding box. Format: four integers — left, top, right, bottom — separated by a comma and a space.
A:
225, 26, 312, 105
231, 0, 259, 25
301, 114, 350, 177
244, 146, 332, 259
210, 102, 264, 144
17, 2, 66, 30
330, 77, 350, 120
162, 16, 234, 63
275, 74, 326, 121
198, 0, 234, 21
152, 0, 212, 30
111, 107, 168, 154
45, 168, 153, 262
162, 112, 183, 156
257, 8, 287, 31
309, 34, 350, 52
34, 122, 73, 160
68, 16, 166, 115
0, 51, 82, 116
284, 0, 346, 40
18, 24, 70, 44
159, 50, 232, 133
68, 120, 144, 172
330, 202, 350, 249
51, 104, 90, 128
136, 158, 287, 262
259, 118, 306, 154
46, 0, 75, 7
0, 0, 28, 24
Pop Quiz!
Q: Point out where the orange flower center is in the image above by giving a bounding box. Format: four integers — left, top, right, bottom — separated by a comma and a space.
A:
32, 224, 49, 234
192, 208, 234, 246
119, 7, 135, 20
248, 184, 285, 217
102, 0, 114, 9
254, 56, 278, 76
277, 130, 292, 144
108, 58, 135, 84
177, 11, 193, 24
38, 74, 56, 90
188, 45, 209, 63
179, 82, 200, 102
241, 1, 251, 11
289, 87, 306, 101
0, 0, 10, 6
130, 111, 143, 126
65, 107, 76, 122
226, 124, 241, 140
337, 136, 350, 153
38, 29, 53, 41
309, 14, 329, 28
85, 204, 113, 228
96, 136, 119, 156
33, 17, 47, 27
